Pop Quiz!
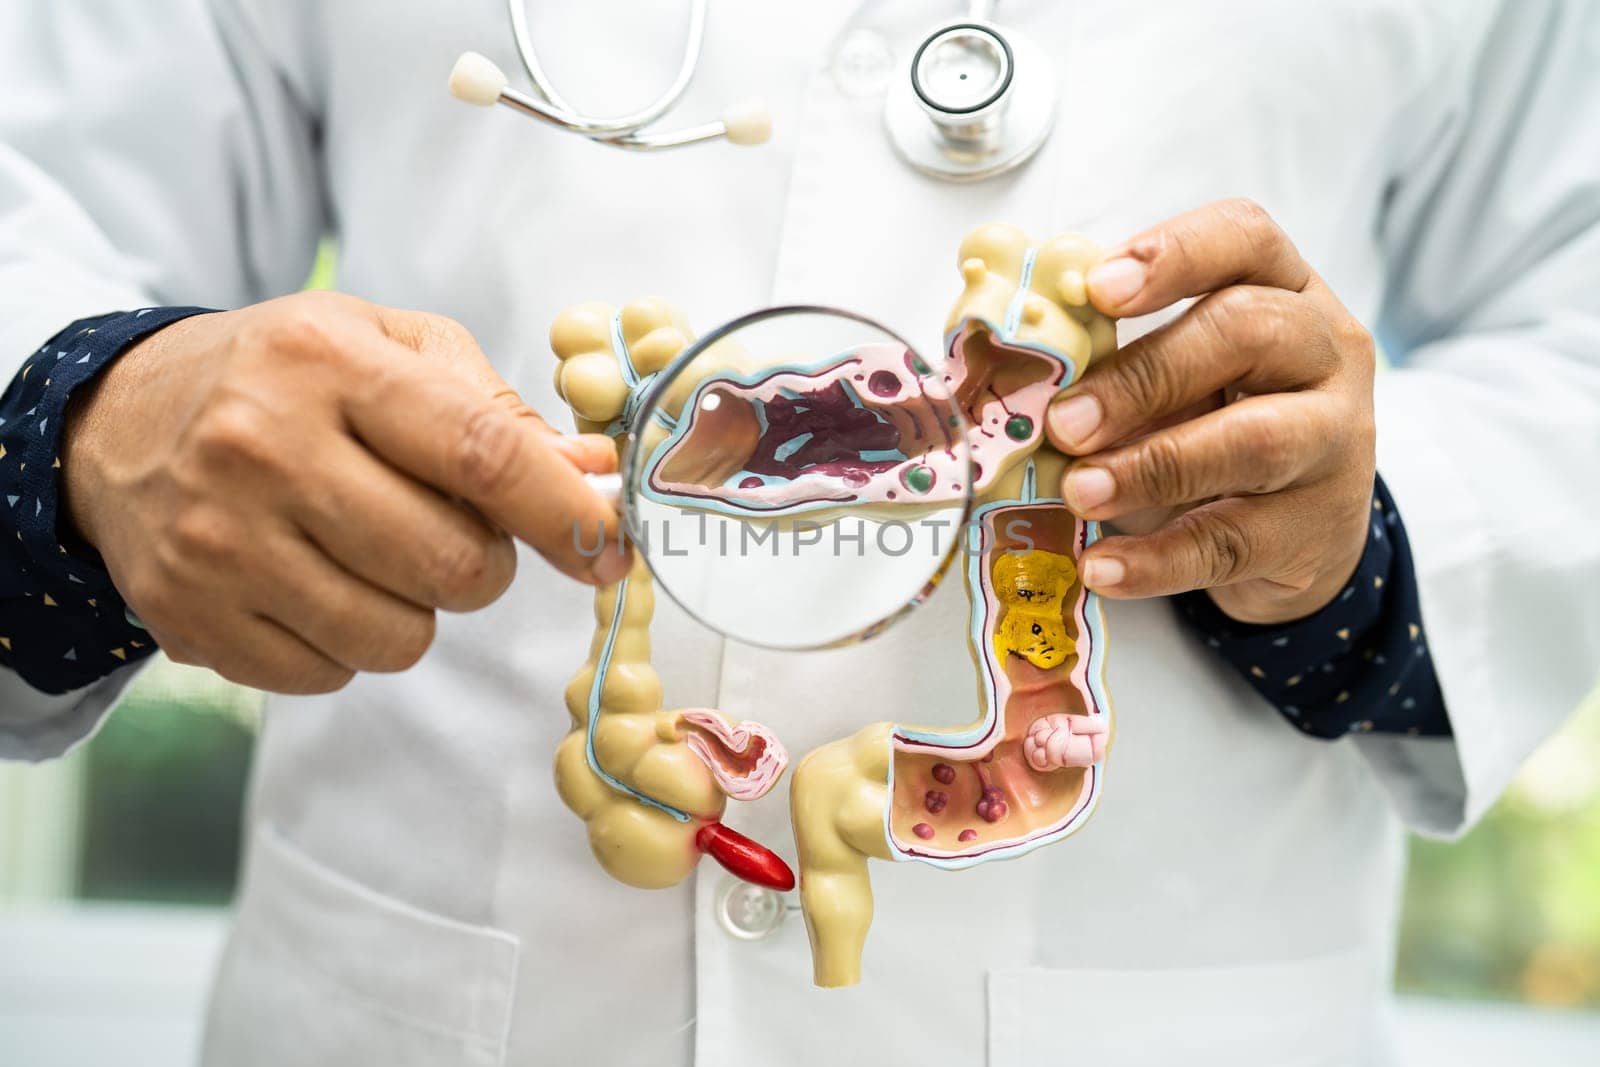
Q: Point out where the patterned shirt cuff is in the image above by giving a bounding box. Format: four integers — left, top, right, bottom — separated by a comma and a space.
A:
1, 307, 215, 692
1174, 473, 1450, 740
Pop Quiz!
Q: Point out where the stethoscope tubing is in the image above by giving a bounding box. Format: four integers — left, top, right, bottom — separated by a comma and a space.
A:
504, 0, 706, 138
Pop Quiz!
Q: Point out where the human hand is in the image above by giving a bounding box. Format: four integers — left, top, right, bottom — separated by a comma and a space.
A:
1045, 199, 1376, 625
62, 292, 627, 693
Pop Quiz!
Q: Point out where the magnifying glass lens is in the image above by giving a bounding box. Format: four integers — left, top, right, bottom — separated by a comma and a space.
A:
622, 307, 974, 650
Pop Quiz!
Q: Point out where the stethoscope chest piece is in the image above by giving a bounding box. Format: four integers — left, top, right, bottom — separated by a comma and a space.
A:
885, 21, 1056, 183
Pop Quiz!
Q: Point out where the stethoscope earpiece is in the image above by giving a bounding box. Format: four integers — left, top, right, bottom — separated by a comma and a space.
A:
720, 99, 773, 147
448, 52, 509, 109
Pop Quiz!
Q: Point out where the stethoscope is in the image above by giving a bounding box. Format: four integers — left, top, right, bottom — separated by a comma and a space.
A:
449, 0, 1056, 182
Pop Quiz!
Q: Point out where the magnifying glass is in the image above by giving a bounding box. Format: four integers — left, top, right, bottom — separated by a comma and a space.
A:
587, 306, 976, 650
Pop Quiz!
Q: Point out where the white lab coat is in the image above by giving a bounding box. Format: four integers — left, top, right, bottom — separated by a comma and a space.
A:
3, 1, 1599, 1064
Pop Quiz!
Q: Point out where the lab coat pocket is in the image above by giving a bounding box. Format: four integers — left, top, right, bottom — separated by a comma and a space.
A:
986, 949, 1384, 1067
202, 824, 519, 1067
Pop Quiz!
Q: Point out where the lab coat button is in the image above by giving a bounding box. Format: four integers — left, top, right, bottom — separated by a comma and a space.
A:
715, 876, 786, 940
832, 28, 895, 97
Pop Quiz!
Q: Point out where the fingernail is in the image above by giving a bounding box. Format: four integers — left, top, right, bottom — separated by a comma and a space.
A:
1064, 467, 1115, 511
1049, 393, 1102, 450
1087, 257, 1146, 308
1082, 557, 1125, 589
592, 545, 632, 585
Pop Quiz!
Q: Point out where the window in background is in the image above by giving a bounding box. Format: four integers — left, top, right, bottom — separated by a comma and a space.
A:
74, 665, 257, 907
1399, 693, 1600, 1009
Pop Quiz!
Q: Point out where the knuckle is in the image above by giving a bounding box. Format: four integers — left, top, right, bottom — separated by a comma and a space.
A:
302, 289, 363, 313
260, 304, 335, 355
1303, 327, 1345, 382
1202, 512, 1254, 585
288, 289, 364, 324
422, 534, 495, 606
1179, 511, 1251, 587
476, 533, 518, 600
191, 399, 279, 469
168, 505, 239, 566
453, 408, 525, 499
1295, 303, 1362, 383
350, 356, 409, 411
244, 293, 362, 362
1333, 313, 1375, 368
1131, 434, 1191, 503
1231, 409, 1299, 488
1110, 346, 1182, 417
1224, 196, 1273, 231
1224, 197, 1282, 253
1205, 287, 1284, 354
372, 611, 437, 672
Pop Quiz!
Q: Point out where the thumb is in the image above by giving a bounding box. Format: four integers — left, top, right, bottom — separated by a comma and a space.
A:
546, 433, 619, 474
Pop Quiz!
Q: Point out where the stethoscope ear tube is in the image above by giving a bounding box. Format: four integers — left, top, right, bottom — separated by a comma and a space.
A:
449, 0, 770, 150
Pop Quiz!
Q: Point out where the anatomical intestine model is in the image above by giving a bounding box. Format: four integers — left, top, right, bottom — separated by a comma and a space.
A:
548, 224, 1118, 986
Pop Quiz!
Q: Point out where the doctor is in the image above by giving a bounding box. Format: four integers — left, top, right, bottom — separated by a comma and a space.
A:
2, 2, 1598, 1065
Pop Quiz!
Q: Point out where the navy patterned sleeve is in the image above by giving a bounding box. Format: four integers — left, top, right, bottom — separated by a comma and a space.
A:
1175, 474, 1449, 739
1, 308, 214, 694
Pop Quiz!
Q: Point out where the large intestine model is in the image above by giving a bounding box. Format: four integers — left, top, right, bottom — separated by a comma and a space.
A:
546, 224, 1118, 987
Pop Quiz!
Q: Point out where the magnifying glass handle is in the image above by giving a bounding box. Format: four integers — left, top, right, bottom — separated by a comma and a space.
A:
586, 471, 623, 508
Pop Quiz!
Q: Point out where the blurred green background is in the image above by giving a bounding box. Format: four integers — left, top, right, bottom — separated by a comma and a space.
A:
1398, 691, 1600, 1007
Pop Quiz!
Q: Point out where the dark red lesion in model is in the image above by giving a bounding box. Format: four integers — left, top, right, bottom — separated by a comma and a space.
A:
739, 381, 905, 487
655, 352, 954, 495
